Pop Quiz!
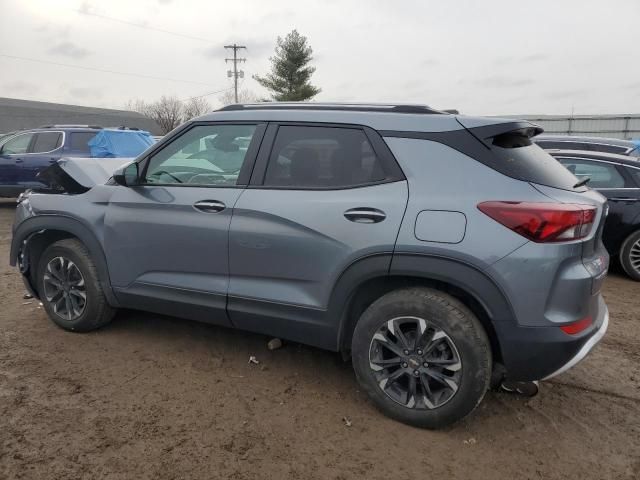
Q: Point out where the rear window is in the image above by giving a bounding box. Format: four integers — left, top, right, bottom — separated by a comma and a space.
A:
491, 133, 581, 191
69, 132, 98, 153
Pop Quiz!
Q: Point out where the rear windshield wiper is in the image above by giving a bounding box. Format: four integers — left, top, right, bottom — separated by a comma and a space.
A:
574, 177, 591, 188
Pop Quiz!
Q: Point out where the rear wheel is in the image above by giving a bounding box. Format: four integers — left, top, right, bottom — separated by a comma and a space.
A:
620, 230, 640, 281
351, 287, 491, 429
37, 239, 115, 332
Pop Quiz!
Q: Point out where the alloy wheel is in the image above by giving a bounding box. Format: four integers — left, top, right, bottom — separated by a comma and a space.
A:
630, 238, 640, 275
42, 256, 87, 321
368, 316, 462, 409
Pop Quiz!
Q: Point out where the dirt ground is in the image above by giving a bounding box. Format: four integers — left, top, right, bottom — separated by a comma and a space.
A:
0, 198, 638, 480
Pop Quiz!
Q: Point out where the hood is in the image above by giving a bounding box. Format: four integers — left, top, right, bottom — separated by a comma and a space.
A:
37, 157, 133, 193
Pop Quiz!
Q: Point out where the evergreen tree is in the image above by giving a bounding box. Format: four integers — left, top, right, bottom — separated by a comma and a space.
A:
254, 30, 321, 101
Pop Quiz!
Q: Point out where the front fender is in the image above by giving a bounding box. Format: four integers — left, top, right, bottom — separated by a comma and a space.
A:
10, 214, 119, 306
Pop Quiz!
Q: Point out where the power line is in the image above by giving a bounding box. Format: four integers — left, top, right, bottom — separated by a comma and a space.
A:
0, 54, 216, 86
179, 87, 234, 103
75, 8, 215, 43
224, 44, 246, 103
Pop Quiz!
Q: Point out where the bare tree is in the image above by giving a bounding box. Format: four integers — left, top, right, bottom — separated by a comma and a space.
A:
219, 88, 258, 106
145, 96, 183, 134
125, 98, 152, 116
182, 96, 211, 120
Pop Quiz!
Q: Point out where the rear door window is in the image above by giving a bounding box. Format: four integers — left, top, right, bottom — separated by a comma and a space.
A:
627, 168, 640, 187
31, 132, 62, 153
69, 132, 98, 153
263, 126, 389, 188
556, 158, 627, 189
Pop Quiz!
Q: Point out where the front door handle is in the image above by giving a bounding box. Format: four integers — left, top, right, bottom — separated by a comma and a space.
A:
15, 158, 23, 163
609, 197, 639, 202
193, 200, 226, 213
344, 207, 386, 223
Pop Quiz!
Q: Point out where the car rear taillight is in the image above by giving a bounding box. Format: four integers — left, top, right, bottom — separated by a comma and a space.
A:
478, 201, 597, 243
559, 317, 592, 335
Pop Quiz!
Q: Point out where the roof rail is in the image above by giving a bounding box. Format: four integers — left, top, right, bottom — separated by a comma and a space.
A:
38, 124, 103, 129
218, 102, 447, 115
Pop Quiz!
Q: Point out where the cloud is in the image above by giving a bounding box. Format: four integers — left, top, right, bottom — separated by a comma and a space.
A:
3, 81, 40, 95
68, 86, 103, 99
157, 0, 173, 4
473, 76, 535, 88
421, 58, 439, 67
494, 54, 548, 66
200, 39, 273, 60
48, 42, 91, 59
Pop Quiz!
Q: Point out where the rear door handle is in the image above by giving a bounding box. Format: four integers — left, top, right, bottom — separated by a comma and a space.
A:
344, 207, 386, 223
193, 200, 226, 213
15, 158, 23, 163
609, 197, 639, 202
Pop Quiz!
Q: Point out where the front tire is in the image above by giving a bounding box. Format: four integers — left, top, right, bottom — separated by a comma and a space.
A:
351, 287, 491, 429
620, 230, 640, 281
37, 238, 116, 332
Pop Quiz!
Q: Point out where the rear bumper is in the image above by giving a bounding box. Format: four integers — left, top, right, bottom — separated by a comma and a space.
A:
495, 295, 609, 381
542, 307, 608, 380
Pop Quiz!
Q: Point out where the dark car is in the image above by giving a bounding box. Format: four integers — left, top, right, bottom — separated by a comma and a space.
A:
550, 149, 640, 280
537, 135, 640, 157
0, 125, 154, 197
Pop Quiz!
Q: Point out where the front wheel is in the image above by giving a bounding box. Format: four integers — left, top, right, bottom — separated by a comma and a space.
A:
620, 230, 640, 281
37, 238, 116, 332
351, 287, 491, 429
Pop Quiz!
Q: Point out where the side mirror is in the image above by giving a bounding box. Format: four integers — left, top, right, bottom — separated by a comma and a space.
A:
113, 162, 139, 186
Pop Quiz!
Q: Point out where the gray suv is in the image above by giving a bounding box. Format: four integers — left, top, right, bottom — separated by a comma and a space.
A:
10, 103, 610, 428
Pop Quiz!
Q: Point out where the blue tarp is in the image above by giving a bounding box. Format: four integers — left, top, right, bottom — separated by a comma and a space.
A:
88, 129, 155, 158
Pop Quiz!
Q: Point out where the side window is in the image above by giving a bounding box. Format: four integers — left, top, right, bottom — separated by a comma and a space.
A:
69, 132, 98, 153
31, 132, 62, 153
263, 126, 387, 188
1, 133, 34, 155
629, 168, 640, 186
557, 158, 627, 188
145, 124, 257, 186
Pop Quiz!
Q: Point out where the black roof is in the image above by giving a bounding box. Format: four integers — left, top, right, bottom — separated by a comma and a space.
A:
548, 149, 640, 167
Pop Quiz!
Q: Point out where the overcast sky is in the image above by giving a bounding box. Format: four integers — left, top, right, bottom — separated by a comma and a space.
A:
1, 0, 639, 115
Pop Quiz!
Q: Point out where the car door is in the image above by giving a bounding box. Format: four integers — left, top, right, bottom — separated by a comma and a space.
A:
227, 123, 409, 347
556, 156, 640, 253
19, 131, 64, 188
103, 122, 265, 326
0, 132, 34, 189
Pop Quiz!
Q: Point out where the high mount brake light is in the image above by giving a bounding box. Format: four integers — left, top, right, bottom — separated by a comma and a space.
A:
478, 201, 597, 243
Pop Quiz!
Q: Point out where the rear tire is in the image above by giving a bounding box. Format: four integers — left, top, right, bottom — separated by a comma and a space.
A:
37, 238, 116, 332
351, 287, 491, 429
619, 230, 640, 281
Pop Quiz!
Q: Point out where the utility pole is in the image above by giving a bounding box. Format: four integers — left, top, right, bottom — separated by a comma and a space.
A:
224, 44, 246, 103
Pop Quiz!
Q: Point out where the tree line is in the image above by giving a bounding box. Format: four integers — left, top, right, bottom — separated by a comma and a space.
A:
128, 30, 320, 134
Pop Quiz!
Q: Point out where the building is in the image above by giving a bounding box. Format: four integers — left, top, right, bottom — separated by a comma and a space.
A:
0, 97, 162, 135
500, 114, 640, 140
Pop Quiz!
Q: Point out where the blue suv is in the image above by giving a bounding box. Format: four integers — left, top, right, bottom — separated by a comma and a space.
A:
0, 125, 153, 197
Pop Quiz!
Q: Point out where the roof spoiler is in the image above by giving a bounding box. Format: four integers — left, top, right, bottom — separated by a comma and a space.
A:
456, 118, 544, 149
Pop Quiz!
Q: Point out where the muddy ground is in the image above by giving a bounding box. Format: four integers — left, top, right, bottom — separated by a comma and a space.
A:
0, 198, 638, 479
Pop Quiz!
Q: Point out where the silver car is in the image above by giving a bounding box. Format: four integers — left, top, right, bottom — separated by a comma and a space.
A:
10, 103, 610, 428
